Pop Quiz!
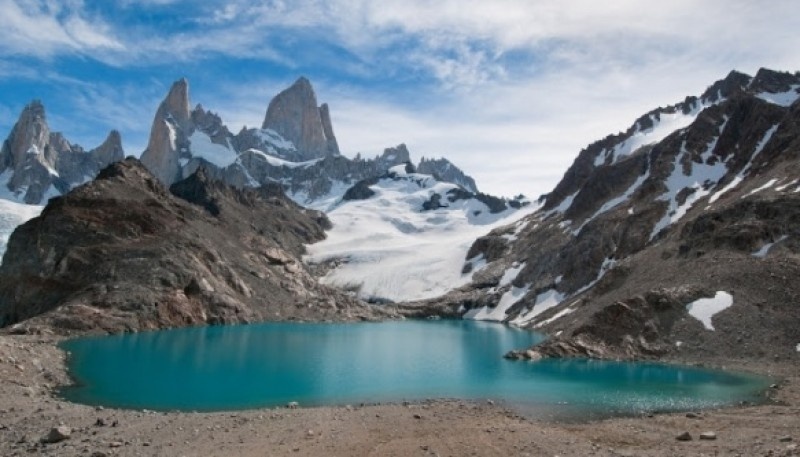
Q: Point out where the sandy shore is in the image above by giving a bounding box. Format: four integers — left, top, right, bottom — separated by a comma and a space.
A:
1, 334, 798, 457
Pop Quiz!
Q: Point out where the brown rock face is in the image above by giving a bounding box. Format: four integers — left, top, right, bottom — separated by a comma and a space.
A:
261, 77, 340, 160
319, 103, 340, 156
0, 158, 390, 334
141, 78, 191, 185
2, 101, 50, 169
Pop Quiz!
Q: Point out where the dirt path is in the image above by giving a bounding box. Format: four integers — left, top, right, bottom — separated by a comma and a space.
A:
1, 335, 797, 456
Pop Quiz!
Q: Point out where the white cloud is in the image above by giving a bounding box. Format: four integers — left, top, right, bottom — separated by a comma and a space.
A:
0, 0, 123, 57
2, 0, 799, 199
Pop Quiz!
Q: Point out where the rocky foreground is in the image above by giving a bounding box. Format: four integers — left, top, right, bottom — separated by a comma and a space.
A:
0, 334, 798, 457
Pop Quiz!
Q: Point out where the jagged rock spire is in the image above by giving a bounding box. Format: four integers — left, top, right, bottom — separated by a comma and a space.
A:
1, 100, 50, 171
141, 78, 191, 185
0, 100, 124, 204
262, 77, 340, 160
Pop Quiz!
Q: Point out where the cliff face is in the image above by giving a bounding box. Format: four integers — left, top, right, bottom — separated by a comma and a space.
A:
409, 68, 800, 363
140, 78, 191, 186
261, 77, 340, 160
0, 158, 391, 334
0, 101, 124, 204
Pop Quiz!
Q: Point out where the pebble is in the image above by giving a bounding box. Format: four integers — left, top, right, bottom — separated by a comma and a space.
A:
779, 436, 793, 442
413, 413, 423, 419
685, 412, 701, 419
676, 431, 692, 441
699, 431, 717, 440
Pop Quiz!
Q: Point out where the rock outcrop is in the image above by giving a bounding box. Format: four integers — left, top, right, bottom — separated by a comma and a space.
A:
417, 157, 479, 193
262, 77, 340, 160
0, 158, 392, 334
138, 78, 486, 207
0, 101, 124, 204
140, 78, 191, 186
406, 68, 800, 363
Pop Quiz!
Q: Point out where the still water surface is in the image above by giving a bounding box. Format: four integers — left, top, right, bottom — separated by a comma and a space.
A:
60, 320, 769, 417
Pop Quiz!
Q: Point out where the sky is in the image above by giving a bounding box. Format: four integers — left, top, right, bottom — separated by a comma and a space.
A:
0, 1, 798, 199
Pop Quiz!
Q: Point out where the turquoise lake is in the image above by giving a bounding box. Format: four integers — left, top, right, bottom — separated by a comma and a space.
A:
60, 320, 769, 418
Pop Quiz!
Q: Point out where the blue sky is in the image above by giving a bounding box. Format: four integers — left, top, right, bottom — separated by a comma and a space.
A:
1, 0, 798, 198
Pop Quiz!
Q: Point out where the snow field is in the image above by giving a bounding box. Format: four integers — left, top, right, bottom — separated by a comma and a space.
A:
305, 173, 534, 302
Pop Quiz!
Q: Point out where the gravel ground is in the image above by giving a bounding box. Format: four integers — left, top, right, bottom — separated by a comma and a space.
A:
1, 334, 798, 457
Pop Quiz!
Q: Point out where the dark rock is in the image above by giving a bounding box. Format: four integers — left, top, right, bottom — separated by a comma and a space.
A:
0, 158, 388, 333
676, 431, 692, 441
342, 178, 378, 201
466, 236, 509, 263
422, 193, 446, 210
418, 157, 478, 193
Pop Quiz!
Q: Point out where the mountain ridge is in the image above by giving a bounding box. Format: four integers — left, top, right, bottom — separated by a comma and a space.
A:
0, 158, 393, 333
137, 77, 508, 209
403, 67, 800, 363
0, 100, 124, 205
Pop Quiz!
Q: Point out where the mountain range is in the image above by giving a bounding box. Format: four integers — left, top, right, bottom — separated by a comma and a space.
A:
138, 76, 486, 208
0, 76, 528, 331
0, 68, 798, 366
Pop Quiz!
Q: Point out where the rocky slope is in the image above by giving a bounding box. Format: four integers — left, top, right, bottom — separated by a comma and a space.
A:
138, 77, 492, 207
0, 100, 124, 204
0, 158, 391, 334
406, 68, 800, 362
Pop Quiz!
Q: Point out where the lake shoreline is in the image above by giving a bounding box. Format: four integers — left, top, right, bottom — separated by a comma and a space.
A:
1, 333, 798, 456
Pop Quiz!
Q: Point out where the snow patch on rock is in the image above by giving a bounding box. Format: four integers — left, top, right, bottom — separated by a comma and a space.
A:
708, 124, 778, 206
650, 128, 730, 239
498, 262, 526, 288
0, 199, 44, 261
464, 284, 531, 321
752, 235, 788, 258
686, 291, 733, 331
595, 103, 705, 166
756, 85, 800, 107
510, 288, 565, 326
189, 131, 238, 168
